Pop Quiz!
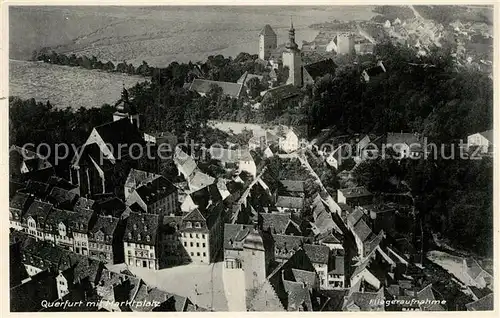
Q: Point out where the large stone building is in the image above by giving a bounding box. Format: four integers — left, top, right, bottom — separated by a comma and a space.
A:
123, 212, 161, 270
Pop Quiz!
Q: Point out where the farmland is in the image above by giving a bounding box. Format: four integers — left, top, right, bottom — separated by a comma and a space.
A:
9, 60, 147, 109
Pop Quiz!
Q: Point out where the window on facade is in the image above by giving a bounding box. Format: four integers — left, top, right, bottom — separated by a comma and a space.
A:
184, 242, 187, 247
146, 235, 151, 242
190, 252, 194, 256
197, 252, 200, 256
196, 243, 199, 247
203, 252, 206, 257
195, 222, 201, 228
202, 243, 206, 248
186, 222, 192, 228
189, 233, 193, 238
190, 242, 193, 247
202, 234, 205, 239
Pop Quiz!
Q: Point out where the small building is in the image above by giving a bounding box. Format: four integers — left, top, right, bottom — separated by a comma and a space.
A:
125, 176, 178, 217
260, 213, 302, 236
337, 187, 373, 207
275, 195, 304, 214
467, 130, 493, 154
124, 169, 162, 200
303, 243, 330, 289
361, 61, 387, 82
386, 132, 424, 159
278, 179, 305, 197
208, 146, 257, 177
260, 84, 301, 110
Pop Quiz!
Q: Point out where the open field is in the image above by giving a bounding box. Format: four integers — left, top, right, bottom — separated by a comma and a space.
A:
9, 60, 147, 109
10, 6, 376, 67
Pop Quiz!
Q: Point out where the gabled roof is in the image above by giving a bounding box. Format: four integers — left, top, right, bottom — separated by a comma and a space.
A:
465, 258, 490, 280
93, 118, 145, 159
134, 176, 177, 205
174, 147, 197, 178
386, 132, 421, 147
188, 170, 215, 192
183, 208, 206, 222
478, 129, 493, 143
353, 219, 372, 243
303, 59, 338, 79
124, 212, 159, 245
303, 244, 330, 265
189, 79, 243, 98
346, 208, 365, 228
10, 192, 31, 211
261, 84, 301, 103
224, 223, 251, 250
338, 187, 373, 199
209, 146, 254, 163
89, 215, 119, 244
466, 293, 493, 311
259, 24, 277, 36
48, 186, 78, 207
343, 289, 385, 311
417, 284, 445, 311
237, 71, 264, 86
276, 196, 304, 209
261, 213, 300, 235
125, 169, 161, 189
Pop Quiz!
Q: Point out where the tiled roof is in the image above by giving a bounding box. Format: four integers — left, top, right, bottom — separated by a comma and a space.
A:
237, 71, 264, 86
364, 230, 384, 257
188, 170, 215, 191
273, 234, 306, 252
261, 84, 301, 103
125, 169, 161, 189
10, 192, 31, 211
93, 118, 145, 158
261, 213, 300, 234
208, 146, 254, 163
466, 293, 493, 311
478, 129, 493, 143
46, 176, 77, 191
189, 79, 243, 98
134, 176, 177, 205
280, 180, 304, 193
48, 186, 78, 207
259, 24, 276, 36
20, 180, 50, 197
283, 280, 313, 311
69, 208, 95, 232
24, 200, 53, 224
386, 132, 421, 147
344, 290, 385, 311
174, 147, 197, 178
224, 223, 251, 250
10, 145, 53, 172
89, 215, 119, 244
353, 219, 372, 242
190, 183, 222, 212
75, 197, 95, 210
303, 59, 337, 79
124, 212, 159, 245
303, 244, 330, 265
339, 187, 372, 199
276, 196, 304, 209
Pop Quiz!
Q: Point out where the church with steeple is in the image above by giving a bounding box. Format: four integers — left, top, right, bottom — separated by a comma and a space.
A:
258, 19, 303, 87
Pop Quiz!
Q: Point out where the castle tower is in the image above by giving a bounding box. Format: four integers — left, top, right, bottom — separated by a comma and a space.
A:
282, 18, 302, 87
259, 24, 277, 60
113, 85, 140, 130
242, 229, 267, 290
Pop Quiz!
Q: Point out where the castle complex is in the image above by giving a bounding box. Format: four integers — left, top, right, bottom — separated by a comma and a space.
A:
258, 20, 303, 87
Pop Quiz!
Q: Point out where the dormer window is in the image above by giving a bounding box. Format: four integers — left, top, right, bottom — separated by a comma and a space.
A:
128, 232, 132, 239
133, 224, 137, 230
144, 225, 148, 231
195, 222, 201, 228
146, 235, 151, 242
137, 234, 141, 241
186, 222, 192, 228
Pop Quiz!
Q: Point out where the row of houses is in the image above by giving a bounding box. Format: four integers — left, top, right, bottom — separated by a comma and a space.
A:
10, 232, 206, 312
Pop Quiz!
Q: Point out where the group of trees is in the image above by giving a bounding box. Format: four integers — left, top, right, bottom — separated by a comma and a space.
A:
353, 153, 493, 257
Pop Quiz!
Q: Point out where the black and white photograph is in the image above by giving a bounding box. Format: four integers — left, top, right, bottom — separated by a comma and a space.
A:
6, 3, 495, 312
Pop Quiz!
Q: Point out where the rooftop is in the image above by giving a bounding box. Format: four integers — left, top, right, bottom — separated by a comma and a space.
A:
276, 196, 304, 209
124, 212, 159, 245
189, 79, 243, 98
338, 186, 373, 199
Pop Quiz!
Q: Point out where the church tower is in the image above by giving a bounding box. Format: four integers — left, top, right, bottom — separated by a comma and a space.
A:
259, 24, 277, 60
113, 85, 140, 130
282, 18, 302, 87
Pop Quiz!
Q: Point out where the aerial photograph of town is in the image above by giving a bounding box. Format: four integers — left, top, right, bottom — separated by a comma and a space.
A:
8, 4, 494, 312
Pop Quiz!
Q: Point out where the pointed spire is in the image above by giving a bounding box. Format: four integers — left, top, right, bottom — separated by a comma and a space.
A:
290, 16, 294, 30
